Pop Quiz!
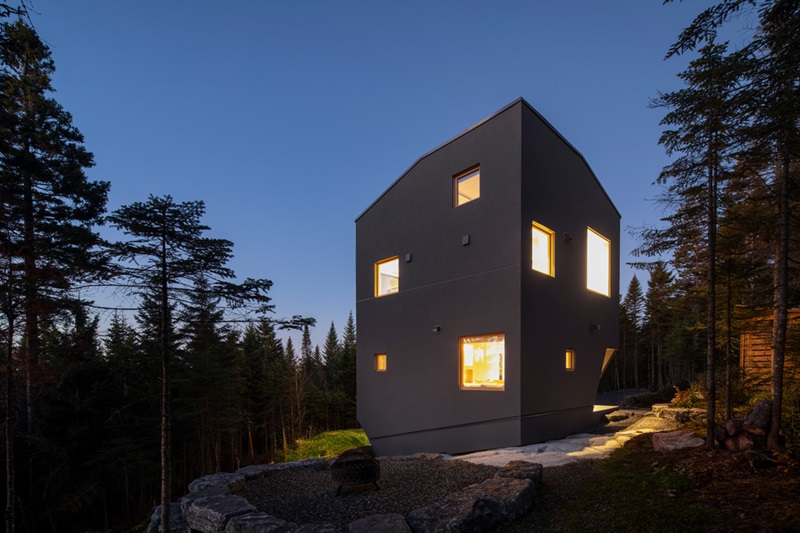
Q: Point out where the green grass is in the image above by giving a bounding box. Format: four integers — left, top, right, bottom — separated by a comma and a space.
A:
280, 429, 370, 462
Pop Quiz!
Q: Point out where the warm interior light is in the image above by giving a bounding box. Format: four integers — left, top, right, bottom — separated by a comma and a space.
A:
375, 354, 387, 372
532, 221, 554, 276
565, 349, 575, 371
375, 257, 399, 297
460, 334, 504, 390
455, 168, 480, 206
586, 228, 610, 296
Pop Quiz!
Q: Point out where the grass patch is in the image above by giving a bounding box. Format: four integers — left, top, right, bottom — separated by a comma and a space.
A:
280, 429, 369, 462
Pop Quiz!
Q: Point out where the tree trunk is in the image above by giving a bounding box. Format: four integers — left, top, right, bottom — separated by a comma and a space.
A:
768, 148, 789, 451
706, 150, 717, 450
160, 236, 171, 532
5, 312, 15, 533
726, 260, 733, 420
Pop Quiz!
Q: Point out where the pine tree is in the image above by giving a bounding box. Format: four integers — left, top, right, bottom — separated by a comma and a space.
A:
622, 276, 644, 389
107, 195, 277, 531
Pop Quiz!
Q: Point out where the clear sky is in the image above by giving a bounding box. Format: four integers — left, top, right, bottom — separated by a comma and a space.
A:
25, 0, 735, 348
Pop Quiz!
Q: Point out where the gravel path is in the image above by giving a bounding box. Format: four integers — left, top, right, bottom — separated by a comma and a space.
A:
236, 456, 498, 527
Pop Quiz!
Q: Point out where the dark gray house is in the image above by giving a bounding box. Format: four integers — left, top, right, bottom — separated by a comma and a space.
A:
356, 98, 619, 456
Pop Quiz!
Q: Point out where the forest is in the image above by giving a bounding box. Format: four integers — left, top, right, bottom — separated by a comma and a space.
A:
1, 0, 799, 532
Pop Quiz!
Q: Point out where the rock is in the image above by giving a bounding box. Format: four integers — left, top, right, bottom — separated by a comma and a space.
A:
723, 437, 738, 452
225, 512, 298, 533
459, 477, 535, 522
725, 418, 743, 437
235, 464, 274, 481
406, 496, 490, 533
293, 524, 339, 533
189, 472, 246, 493
349, 513, 411, 533
495, 461, 543, 487
147, 503, 190, 533
651, 431, 704, 452
607, 412, 630, 422
180, 487, 229, 515
183, 494, 256, 532
743, 400, 771, 435
261, 458, 329, 472
736, 432, 755, 451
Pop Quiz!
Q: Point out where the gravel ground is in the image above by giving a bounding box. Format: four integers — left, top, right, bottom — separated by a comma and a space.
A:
236, 456, 499, 527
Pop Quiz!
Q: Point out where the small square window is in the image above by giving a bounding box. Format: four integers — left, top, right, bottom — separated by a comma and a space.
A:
587, 228, 611, 297
565, 349, 575, 371
454, 167, 480, 206
532, 221, 555, 276
460, 333, 505, 390
374, 257, 399, 297
375, 354, 387, 372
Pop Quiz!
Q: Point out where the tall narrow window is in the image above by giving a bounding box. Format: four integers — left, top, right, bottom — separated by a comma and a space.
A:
586, 228, 610, 296
375, 257, 399, 297
531, 221, 555, 276
454, 167, 480, 206
375, 354, 387, 372
565, 349, 575, 371
460, 333, 505, 390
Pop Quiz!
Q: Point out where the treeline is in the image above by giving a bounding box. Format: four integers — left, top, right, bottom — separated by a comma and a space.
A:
0, 11, 356, 532
607, 0, 800, 452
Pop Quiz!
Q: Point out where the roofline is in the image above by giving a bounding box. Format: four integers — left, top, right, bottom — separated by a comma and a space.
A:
355, 97, 621, 222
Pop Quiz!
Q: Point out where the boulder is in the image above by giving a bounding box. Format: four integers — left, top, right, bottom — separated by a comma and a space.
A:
736, 432, 756, 451
406, 496, 491, 533
714, 424, 727, 444
652, 431, 704, 452
743, 400, 771, 436
495, 461, 543, 487
147, 503, 190, 533
235, 464, 274, 481
183, 494, 256, 532
725, 418, 743, 437
189, 472, 246, 493
225, 512, 298, 533
458, 477, 535, 522
180, 487, 229, 515
349, 513, 411, 533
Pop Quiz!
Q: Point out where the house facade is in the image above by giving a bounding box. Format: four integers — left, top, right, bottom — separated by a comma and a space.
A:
356, 98, 620, 456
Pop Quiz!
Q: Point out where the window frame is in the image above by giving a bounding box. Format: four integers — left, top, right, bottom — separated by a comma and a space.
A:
586, 227, 611, 297
531, 221, 555, 277
453, 166, 481, 207
374, 256, 400, 297
458, 332, 505, 391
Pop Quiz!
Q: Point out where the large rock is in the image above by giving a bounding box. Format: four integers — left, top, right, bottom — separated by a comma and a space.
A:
459, 477, 534, 522
147, 503, 190, 533
725, 418, 743, 437
180, 487, 229, 515
225, 512, 298, 533
652, 431, 704, 452
189, 472, 246, 493
743, 399, 771, 436
183, 494, 256, 532
495, 461, 543, 487
349, 513, 411, 533
406, 496, 491, 532
235, 464, 274, 481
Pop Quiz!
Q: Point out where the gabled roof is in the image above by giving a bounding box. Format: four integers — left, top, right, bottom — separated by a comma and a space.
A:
356, 97, 621, 221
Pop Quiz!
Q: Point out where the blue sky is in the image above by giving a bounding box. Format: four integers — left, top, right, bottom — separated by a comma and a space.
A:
27, 0, 733, 347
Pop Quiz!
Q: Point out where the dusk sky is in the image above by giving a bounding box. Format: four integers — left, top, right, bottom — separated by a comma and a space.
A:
28, 0, 744, 347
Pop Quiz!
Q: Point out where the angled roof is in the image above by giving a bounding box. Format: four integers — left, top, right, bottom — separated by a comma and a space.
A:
356, 97, 621, 221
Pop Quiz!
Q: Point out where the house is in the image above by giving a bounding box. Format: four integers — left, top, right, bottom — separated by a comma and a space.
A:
740, 309, 800, 389
355, 98, 620, 456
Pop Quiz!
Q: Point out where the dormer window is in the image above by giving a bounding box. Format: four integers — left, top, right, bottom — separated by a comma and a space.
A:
454, 166, 480, 206
374, 257, 399, 297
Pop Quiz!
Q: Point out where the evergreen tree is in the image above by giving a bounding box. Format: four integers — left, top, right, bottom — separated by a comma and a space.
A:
622, 275, 644, 389
0, 19, 108, 530
107, 195, 278, 530
644, 263, 676, 389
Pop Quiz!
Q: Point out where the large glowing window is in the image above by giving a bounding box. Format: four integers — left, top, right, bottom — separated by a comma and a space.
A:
587, 228, 610, 296
375, 257, 399, 297
454, 167, 480, 206
375, 354, 387, 372
532, 221, 555, 276
460, 333, 505, 390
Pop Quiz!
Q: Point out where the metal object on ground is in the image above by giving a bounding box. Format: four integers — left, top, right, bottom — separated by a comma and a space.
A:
330, 446, 380, 496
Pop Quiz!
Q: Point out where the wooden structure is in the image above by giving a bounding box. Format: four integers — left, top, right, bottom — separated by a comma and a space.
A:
740, 309, 800, 389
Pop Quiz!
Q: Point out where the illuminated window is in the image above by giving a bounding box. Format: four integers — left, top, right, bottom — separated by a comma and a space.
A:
565, 349, 575, 371
532, 221, 555, 276
454, 167, 480, 206
375, 257, 399, 297
375, 354, 387, 372
587, 228, 610, 296
460, 333, 504, 390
